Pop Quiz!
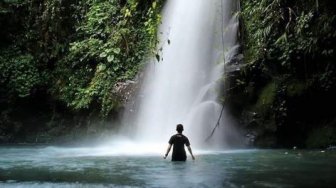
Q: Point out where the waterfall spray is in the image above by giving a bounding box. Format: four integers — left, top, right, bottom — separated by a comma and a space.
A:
119, 0, 243, 151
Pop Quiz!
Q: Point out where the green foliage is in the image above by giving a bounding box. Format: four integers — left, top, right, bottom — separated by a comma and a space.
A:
0, 51, 42, 98
0, 0, 165, 142
240, 0, 336, 117
233, 0, 336, 147
52, 0, 164, 116
241, 0, 335, 76
0, 0, 164, 118
144, 1, 162, 57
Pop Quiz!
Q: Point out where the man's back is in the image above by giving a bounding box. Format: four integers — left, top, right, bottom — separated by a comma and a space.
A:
164, 124, 195, 161
169, 134, 190, 161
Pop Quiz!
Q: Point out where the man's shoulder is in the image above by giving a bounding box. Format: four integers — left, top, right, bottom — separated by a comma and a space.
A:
171, 134, 188, 139
170, 134, 179, 140
178, 134, 189, 140
181, 134, 188, 138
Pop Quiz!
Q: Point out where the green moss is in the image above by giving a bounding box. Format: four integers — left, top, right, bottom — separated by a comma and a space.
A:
255, 82, 276, 110
287, 80, 306, 97
247, 81, 277, 132
306, 127, 336, 148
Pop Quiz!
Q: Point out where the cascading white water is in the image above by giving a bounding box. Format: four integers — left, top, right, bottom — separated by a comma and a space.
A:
118, 0, 242, 152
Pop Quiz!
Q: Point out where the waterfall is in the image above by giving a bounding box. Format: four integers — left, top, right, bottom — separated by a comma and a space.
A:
118, 0, 242, 151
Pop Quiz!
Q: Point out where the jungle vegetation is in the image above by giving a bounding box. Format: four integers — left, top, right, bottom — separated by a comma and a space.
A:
0, 0, 335, 148
226, 0, 336, 148
0, 0, 163, 142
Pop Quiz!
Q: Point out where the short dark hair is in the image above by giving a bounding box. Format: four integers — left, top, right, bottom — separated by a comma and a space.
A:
176, 124, 184, 133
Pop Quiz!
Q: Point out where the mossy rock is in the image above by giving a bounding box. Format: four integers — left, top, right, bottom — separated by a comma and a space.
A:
306, 127, 336, 148
254, 134, 277, 148
287, 80, 307, 97
255, 82, 276, 110
244, 81, 277, 136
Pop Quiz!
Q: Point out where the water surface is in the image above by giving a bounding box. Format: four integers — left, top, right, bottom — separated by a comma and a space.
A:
0, 146, 335, 187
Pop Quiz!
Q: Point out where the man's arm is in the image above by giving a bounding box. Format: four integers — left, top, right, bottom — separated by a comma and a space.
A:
163, 144, 172, 159
187, 146, 195, 160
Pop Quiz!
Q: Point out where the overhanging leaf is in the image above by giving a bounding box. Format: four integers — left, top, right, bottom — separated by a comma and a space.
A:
107, 55, 114, 62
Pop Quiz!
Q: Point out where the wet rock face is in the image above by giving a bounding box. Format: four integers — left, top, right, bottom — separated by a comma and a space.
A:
113, 80, 139, 104
225, 53, 244, 73
0, 135, 10, 143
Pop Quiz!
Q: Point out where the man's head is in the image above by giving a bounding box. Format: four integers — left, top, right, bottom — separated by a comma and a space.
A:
176, 124, 184, 133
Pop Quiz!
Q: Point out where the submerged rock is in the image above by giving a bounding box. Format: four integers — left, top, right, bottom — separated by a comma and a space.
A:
327, 146, 336, 150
